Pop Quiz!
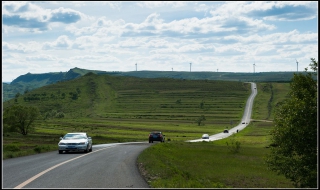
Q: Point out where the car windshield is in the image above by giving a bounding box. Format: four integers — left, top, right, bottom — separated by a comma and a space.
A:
63, 134, 86, 139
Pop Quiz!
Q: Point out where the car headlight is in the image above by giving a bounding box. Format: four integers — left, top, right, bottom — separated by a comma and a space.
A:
59, 142, 66, 145
78, 142, 86, 145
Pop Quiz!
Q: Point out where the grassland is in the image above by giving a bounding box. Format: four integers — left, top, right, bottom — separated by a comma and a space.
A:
3, 74, 252, 148
3, 74, 251, 157
3, 67, 300, 102
138, 121, 294, 188
2, 74, 294, 187
136, 82, 295, 188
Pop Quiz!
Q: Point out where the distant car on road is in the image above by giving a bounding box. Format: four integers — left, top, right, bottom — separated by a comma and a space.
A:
242, 121, 245, 124
202, 134, 209, 139
58, 132, 92, 154
149, 131, 165, 143
223, 129, 229, 133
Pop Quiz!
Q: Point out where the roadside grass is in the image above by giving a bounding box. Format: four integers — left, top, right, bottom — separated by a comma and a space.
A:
136, 82, 295, 188
252, 82, 290, 120
137, 121, 295, 188
3, 133, 59, 158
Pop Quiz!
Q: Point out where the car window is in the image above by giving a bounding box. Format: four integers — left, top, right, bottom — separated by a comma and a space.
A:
63, 134, 86, 139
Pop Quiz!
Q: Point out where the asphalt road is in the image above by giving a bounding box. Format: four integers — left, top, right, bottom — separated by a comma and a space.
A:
3, 142, 152, 189
3, 82, 257, 189
187, 82, 257, 142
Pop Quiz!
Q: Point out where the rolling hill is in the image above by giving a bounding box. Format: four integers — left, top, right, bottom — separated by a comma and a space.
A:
3, 73, 251, 127
2, 67, 305, 102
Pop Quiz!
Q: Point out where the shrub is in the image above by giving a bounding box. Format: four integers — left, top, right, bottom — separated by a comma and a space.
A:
226, 134, 241, 153
4, 144, 20, 152
34, 145, 51, 153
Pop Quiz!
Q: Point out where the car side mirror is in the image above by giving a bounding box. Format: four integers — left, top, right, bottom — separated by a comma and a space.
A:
88, 137, 92, 139
60, 137, 63, 140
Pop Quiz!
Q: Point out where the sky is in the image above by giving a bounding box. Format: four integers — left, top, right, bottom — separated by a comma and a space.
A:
2, 1, 318, 82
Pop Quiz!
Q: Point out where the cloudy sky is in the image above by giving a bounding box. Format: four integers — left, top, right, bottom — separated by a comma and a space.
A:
2, 1, 318, 82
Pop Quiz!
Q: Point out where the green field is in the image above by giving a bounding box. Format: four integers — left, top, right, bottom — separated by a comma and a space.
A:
138, 122, 294, 188
2, 74, 294, 187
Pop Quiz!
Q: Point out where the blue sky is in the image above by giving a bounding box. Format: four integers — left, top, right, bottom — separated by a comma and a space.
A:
2, 1, 318, 82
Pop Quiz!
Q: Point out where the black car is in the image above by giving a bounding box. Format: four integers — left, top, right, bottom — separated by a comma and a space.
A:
223, 129, 229, 133
149, 131, 165, 143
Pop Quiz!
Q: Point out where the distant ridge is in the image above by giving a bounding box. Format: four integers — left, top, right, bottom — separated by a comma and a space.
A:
2, 67, 314, 102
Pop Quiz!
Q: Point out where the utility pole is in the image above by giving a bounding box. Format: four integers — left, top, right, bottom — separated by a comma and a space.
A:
296, 59, 298, 72
190, 63, 192, 72
135, 63, 137, 71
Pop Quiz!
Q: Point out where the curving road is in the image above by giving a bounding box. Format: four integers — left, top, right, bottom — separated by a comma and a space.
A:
187, 82, 257, 142
2, 82, 257, 189
3, 142, 152, 189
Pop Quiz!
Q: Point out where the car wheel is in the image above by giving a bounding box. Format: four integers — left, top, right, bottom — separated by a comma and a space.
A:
89, 146, 92, 152
84, 145, 89, 153
149, 141, 151, 143
59, 150, 63, 154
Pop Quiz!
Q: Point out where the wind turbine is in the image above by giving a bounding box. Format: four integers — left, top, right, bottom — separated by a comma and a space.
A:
135, 63, 137, 71
253, 62, 256, 73
190, 63, 192, 72
295, 59, 298, 72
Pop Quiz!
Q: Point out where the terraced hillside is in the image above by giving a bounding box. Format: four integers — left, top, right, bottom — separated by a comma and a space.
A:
3, 73, 251, 140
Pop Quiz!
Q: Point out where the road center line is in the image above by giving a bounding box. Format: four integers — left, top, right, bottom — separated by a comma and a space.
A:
14, 146, 115, 189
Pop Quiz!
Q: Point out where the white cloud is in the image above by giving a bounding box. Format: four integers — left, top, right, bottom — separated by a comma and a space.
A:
42, 35, 72, 50
2, 41, 37, 53
26, 54, 57, 61
1, 1, 318, 82
136, 1, 187, 9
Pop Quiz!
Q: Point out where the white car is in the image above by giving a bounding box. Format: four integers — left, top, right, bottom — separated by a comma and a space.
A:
58, 132, 92, 154
202, 134, 209, 139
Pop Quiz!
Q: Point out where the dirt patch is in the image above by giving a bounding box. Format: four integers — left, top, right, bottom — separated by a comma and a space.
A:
137, 162, 159, 185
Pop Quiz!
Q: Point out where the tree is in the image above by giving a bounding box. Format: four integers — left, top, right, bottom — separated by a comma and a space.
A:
15, 92, 21, 98
266, 58, 317, 188
200, 101, 205, 109
3, 105, 40, 135
196, 115, 206, 126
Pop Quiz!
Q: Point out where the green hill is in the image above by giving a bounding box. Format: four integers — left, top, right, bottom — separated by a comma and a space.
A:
2, 67, 106, 102
2, 67, 306, 102
3, 73, 251, 128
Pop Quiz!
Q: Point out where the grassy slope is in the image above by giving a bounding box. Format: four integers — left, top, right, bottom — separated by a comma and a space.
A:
3, 74, 251, 154
4, 69, 303, 102
137, 81, 295, 188
251, 82, 290, 120
4, 74, 251, 139
2, 75, 294, 187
